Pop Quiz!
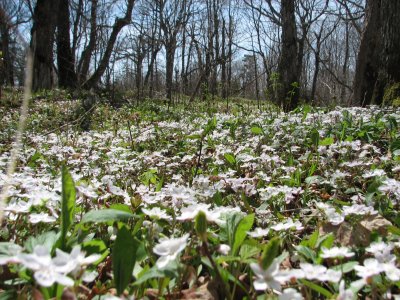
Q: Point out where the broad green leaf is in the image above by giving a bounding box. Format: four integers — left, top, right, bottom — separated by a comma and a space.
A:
82, 239, 107, 254
25, 231, 58, 253
224, 153, 236, 165
239, 239, 261, 260
134, 265, 177, 286
319, 137, 334, 146
232, 213, 254, 255
133, 267, 165, 285
331, 261, 359, 273
251, 126, 263, 135
225, 212, 243, 250
317, 234, 335, 250
300, 279, 333, 298
60, 165, 76, 250
305, 175, 324, 185
81, 209, 135, 224
388, 225, 400, 236
0, 242, 22, 255
295, 245, 316, 263
113, 226, 137, 295
109, 203, 132, 214
261, 237, 280, 269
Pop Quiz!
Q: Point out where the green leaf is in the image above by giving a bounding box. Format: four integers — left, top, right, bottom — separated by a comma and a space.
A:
81, 209, 135, 224
308, 229, 319, 249
60, 165, 76, 250
261, 237, 280, 269
224, 153, 236, 165
113, 226, 137, 295
134, 267, 165, 285
331, 261, 359, 273
0, 242, 22, 255
300, 279, 333, 298
251, 126, 263, 135
232, 213, 254, 255
195, 211, 208, 241
387, 225, 400, 236
82, 239, 107, 254
295, 245, 316, 263
310, 128, 320, 147
390, 139, 400, 152
224, 212, 242, 248
109, 204, 132, 214
0, 290, 17, 300
239, 239, 261, 260
319, 137, 334, 146
134, 265, 177, 286
188, 134, 202, 140
25, 231, 58, 253
317, 234, 335, 250
305, 175, 324, 185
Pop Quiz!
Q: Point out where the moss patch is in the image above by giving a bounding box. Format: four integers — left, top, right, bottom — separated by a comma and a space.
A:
383, 82, 400, 106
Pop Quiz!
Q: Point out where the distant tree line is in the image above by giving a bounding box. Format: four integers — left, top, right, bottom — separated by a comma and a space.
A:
0, 0, 399, 110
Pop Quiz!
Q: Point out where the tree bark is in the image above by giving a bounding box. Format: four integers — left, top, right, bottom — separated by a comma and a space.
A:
277, 0, 299, 111
352, 0, 381, 106
31, 0, 59, 91
0, 8, 14, 86
57, 0, 77, 88
372, 0, 400, 104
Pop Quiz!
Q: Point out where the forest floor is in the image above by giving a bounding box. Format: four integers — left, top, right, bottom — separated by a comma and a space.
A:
0, 92, 400, 299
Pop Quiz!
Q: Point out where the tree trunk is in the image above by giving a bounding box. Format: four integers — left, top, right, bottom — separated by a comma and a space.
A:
31, 0, 59, 91
57, 0, 77, 88
277, 0, 299, 111
221, 18, 227, 99
352, 0, 381, 106
0, 9, 14, 86
165, 44, 175, 104
372, 0, 400, 104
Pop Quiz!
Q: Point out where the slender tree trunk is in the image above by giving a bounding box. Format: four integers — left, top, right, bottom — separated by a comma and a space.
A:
341, 21, 350, 104
165, 43, 175, 105
31, 0, 59, 91
57, 0, 77, 88
78, 0, 97, 83
72, 0, 83, 57
221, 18, 227, 99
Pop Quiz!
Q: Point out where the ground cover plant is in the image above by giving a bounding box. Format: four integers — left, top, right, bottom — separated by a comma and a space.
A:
1, 98, 400, 299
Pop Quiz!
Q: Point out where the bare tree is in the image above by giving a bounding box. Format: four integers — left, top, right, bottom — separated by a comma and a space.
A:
83, 0, 136, 89
157, 0, 192, 106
